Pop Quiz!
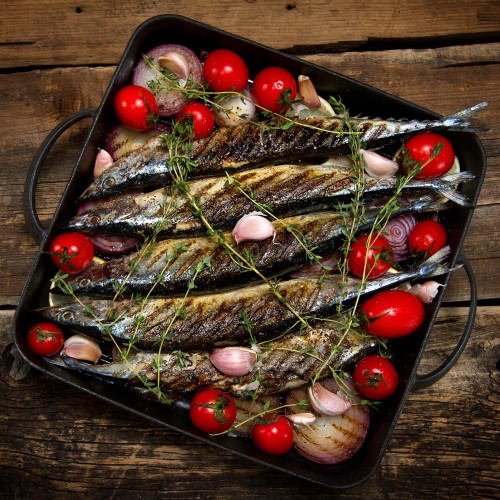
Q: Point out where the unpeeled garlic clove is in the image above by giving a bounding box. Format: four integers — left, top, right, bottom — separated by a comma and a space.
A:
308, 382, 351, 416
232, 212, 276, 244
361, 149, 399, 178
93, 148, 114, 178
158, 52, 191, 80
408, 280, 443, 304
288, 412, 317, 428
209, 347, 257, 376
297, 75, 321, 108
62, 334, 102, 364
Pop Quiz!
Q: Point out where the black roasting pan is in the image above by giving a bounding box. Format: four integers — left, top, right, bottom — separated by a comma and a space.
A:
13, 15, 486, 490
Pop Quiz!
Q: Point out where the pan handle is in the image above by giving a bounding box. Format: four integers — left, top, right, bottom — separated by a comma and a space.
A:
23, 109, 96, 244
412, 254, 477, 391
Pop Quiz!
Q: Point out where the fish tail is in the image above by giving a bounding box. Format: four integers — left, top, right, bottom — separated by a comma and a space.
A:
433, 171, 475, 206
416, 246, 453, 278
435, 102, 488, 131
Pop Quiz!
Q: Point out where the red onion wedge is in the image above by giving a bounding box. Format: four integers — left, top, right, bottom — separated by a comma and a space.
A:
286, 376, 370, 464
133, 44, 203, 117
105, 125, 160, 162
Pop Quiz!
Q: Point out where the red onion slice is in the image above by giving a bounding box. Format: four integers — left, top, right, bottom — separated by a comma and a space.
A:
133, 44, 203, 117
285, 377, 370, 464
383, 214, 418, 262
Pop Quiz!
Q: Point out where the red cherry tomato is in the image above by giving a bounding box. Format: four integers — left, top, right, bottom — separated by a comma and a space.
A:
176, 102, 215, 140
190, 388, 237, 433
403, 132, 455, 179
49, 232, 94, 274
252, 414, 294, 455
114, 84, 159, 131
348, 234, 393, 279
360, 289, 425, 338
251, 67, 297, 113
408, 219, 447, 259
27, 322, 64, 356
203, 49, 249, 92
354, 355, 398, 400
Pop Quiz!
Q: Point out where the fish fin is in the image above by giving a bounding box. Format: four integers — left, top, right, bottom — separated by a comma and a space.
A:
435, 171, 475, 207
435, 102, 488, 131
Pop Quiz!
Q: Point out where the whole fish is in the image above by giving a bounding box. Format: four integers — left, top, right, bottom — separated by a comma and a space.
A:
58, 194, 451, 297
48, 322, 377, 396
78, 103, 486, 201
36, 248, 451, 352
64, 158, 473, 239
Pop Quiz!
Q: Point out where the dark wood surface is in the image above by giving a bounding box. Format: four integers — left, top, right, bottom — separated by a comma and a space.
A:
1, 2, 499, 498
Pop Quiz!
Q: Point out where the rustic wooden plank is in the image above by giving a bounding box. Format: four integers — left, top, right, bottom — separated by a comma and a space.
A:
1, 1, 499, 69
2, 306, 497, 498
0, 44, 497, 305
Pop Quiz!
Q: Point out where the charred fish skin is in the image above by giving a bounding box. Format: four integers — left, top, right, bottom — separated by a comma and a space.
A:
78, 104, 486, 202
37, 251, 451, 352
63, 159, 474, 239
61, 195, 451, 298
49, 323, 377, 396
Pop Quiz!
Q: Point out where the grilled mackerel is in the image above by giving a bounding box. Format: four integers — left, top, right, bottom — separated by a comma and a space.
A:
49, 322, 377, 396
59, 195, 450, 297
78, 104, 486, 201
64, 158, 473, 239
37, 250, 451, 352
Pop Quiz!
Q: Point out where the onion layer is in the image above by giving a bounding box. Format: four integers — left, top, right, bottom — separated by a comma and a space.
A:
285, 377, 370, 464
383, 214, 418, 262
133, 44, 203, 117
105, 125, 160, 161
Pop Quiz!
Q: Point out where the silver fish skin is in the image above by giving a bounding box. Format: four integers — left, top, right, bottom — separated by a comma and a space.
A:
63, 158, 474, 239
78, 104, 486, 202
60, 194, 451, 297
48, 323, 377, 396
37, 248, 451, 352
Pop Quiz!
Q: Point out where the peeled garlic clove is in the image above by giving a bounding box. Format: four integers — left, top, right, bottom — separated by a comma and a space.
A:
209, 347, 257, 376
408, 280, 443, 304
288, 412, 317, 428
308, 382, 351, 416
361, 149, 399, 178
232, 212, 276, 244
62, 334, 102, 364
158, 52, 191, 80
93, 148, 114, 178
297, 75, 321, 108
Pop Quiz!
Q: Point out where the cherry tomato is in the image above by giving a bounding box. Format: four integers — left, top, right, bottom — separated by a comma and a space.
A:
403, 132, 455, 179
114, 84, 159, 131
252, 414, 294, 455
408, 219, 447, 259
176, 102, 215, 140
190, 388, 237, 433
360, 289, 425, 338
251, 67, 297, 113
203, 49, 249, 92
27, 322, 64, 356
354, 355, 398, 400
348, 234, 393, 279
49, 232, 94, 274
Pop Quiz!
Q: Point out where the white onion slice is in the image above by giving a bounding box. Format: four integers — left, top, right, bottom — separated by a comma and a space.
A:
285, 377, 370, 464
105, 125, 160, 162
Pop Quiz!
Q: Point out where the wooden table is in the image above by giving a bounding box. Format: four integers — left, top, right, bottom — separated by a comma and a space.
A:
1, 2, 498, 497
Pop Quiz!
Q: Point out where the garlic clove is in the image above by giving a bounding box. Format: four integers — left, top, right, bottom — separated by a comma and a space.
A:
232, 212, 276, 244
408, 280, 443, 304
62, 334, 102, 364
158, 52, 191, 80
308, 382, 351, 416
93, 148, 114, 178
297, 75, 322, 108
361, 149, 399, 179
209, 347, 257, 376
288, 412, 317, 429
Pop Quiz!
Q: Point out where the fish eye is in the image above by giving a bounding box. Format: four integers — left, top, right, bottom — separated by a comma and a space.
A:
79, 278, 91, 287
60, 310, 75, 322
103, 176, 116, 189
